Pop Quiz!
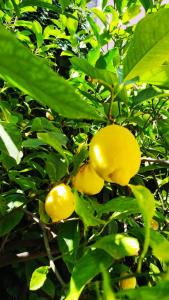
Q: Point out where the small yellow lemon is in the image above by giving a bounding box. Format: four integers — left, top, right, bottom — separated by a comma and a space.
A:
89, 124, 141, 186
45, 183, 75, 222
150, 218, 159, 231
119, 272, 137, 290
72, 163, 104, 195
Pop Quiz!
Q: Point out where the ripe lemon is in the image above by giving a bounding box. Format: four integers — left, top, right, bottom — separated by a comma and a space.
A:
89, 124, 141, 186
45, 183, 75, 222
72, 163, 104, 195
119, 272, 137, 290
150, 218, 159, 230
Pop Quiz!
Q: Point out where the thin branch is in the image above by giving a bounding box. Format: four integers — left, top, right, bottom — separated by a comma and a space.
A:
141, 157, 169, 166
23, 209, 66, 287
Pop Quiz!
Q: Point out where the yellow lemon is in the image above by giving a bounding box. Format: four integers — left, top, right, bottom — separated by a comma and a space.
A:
119, 272, 137, 290
72, 163, 104, 195
45, 183, 75, 222
89, 124, 141, 186
150, 218, 159, 231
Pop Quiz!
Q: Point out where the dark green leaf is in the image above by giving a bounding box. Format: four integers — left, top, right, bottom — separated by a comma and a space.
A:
0, 209, 24, 237
0, 25, 102, 120
65, 249, 112, 300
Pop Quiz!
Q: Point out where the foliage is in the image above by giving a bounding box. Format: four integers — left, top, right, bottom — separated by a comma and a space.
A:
0, 0, 169, 299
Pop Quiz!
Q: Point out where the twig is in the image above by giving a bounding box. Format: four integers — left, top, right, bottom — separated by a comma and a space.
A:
0, 246, 58, 268
23, 209, 66, 287
141, 157, 169, 166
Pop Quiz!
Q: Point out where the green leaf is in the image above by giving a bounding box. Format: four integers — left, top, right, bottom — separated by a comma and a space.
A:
71, 57, 117, 87
22, 138, 46, 149
29, 266, 49, 291
92, 8, 107, 26
0, 123, 23, 164
58, 0, 71, 11
132, 87, 165, 107
117, 280, 169, 300
19, 0, 61, 13
70, 57, 117, 86
92, 234, 139, 259
150, 230, 169, 262
57, 221, 80, 271
123, 8, 169, 82
95, 196, 139, 216
65, 249, 112, 300
139, 0, 153, 11
158, 119, 169, 149
0, 209, 24, 237
129, 185, 155, 271
45, 153, 68, 182
37, 132, 66, 158
75, 192, 105, 228
140, 64, 169, 88
101, 266, 116, 300
0, 25, 102, 120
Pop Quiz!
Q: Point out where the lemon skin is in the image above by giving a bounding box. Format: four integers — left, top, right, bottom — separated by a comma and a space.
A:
72, 163, 104, 195
89, 125, 141, 186
45, 183, 75, 222
119, 272, 137, 290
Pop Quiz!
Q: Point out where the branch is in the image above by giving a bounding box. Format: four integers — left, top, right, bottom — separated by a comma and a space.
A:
0, 245, 58, 268
141, 157, 169, 166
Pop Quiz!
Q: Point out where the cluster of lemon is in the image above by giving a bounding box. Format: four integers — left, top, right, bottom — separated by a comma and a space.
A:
45, 124, 141, 222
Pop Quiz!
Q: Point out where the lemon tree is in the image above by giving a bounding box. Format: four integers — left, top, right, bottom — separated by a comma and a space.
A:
0, 1, 169, 300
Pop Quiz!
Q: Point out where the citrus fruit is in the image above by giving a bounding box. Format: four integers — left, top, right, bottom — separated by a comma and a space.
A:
72, 163, 104, 195
89, 124, 141, 186
119, 272, 137, 290
150, 218, 159, 230
45, 183, 75, 222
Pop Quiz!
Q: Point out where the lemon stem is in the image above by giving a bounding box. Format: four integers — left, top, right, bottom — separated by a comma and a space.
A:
108, 87, 115, 122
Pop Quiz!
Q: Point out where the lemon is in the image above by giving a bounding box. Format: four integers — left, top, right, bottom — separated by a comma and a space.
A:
89, 124, 141, 186
150, 218, 159, 231
119, 272, 137, 290
72, 163, 104, 195
45, 183, 75, 222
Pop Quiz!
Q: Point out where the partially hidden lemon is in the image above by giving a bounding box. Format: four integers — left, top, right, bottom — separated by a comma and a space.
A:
119, 272, 137, 290
89, 124, 141, 186
150, 218, 159, 231
72, 163, 104, 195
45, 183, 75, 222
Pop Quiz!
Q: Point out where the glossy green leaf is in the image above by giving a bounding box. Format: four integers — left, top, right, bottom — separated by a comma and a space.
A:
92, 234, 139, 259
123, 8, 169, 82
65, 249, 112, 300
95, 196, 139, 216
19, 0, 61, 12
71, 57, 117, 87
102, 266, 116, 300
74, 192, 105, 228
37, 132, 66, 158
129, 185, 155, 271
0, 25, 102, 120
0, 123, 23, 164
0, 210, 24, 237
29, 266, 49, 291
150, 230, 169, 262
57, 221, 80, 271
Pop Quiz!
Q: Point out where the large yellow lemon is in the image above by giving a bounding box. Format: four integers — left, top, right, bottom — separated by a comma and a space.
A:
119, 272, 137, 290
45, 183, 75, 222
72, 163, 104, 195
89, 124, 141, 186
